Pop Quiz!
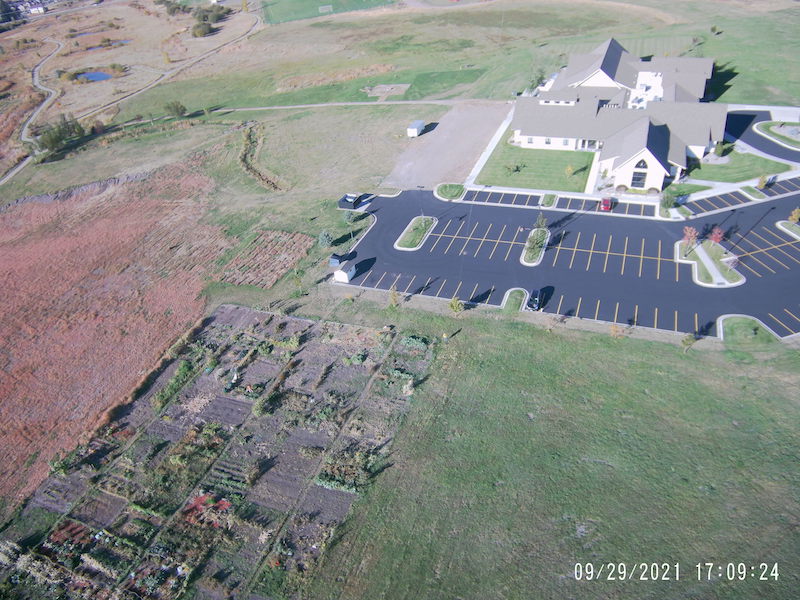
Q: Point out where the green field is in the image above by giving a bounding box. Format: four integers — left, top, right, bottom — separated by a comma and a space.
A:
397, 216, 435, 249
261, 0, 393, 24
755, 122, 800, 149
299, 302, 800, 600
688, 152, 790, 183
477, 135, 593, 192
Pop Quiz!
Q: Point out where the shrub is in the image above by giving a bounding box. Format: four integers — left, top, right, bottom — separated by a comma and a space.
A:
191, 22, 212, 37
615, 184, 628, 193
318, 230, 333, 247
400, 335, 429, 351
164, 100, 186, 117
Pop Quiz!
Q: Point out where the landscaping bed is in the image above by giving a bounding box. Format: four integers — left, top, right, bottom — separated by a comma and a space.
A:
396, 216, 436, 250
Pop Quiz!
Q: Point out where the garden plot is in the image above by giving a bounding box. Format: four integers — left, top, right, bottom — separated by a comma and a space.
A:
1, 306, 437, 600
69, 490, 128, 530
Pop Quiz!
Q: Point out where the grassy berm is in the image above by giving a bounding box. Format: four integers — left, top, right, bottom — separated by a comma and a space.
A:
298, 302, 800, 600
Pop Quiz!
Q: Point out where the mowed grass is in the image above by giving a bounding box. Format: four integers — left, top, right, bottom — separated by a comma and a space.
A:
308, 306, 800, 600
397, 216, 435, 249
477, 134, 593, 192
688, 152, 790, 183
261, 0, 393, 24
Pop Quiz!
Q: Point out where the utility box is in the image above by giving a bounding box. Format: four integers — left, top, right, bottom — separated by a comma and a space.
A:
333, 264, 356, 283
406, 120, 425, 138
329, 253, 343, 268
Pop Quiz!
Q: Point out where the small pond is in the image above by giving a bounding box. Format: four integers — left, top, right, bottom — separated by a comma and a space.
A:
77, 71, 112, 82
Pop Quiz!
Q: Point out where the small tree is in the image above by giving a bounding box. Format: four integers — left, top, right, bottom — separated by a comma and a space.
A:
661, 190, 676, 211
388, 284, 400, 309
709, 226, 724, 244
534, 211, 547, 231
757, 174, 768, 190
789, 207, 800, 224
609, 324, 626, 339
565, 164, 575, 178
682, 226, 698, 257
448, 296, 464, 317
318, 230, 333, 247
681, 333, 698, 354
713, 141, 725, 157
164, 100, 186, 118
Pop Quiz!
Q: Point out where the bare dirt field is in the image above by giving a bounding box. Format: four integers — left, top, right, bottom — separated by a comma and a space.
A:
382, 99, 510, 188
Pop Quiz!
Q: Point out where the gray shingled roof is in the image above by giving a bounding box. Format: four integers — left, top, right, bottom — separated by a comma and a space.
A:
600, 119, 671, 173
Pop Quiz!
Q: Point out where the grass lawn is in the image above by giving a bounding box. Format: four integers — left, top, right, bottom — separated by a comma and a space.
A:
722, 317, 779, 347
781, 221, 800, 238
523, 228, 547, 264
477, 134, 593, 192
755, 122, 800, 149
742, 185, 766, 199
688, 151, 790, 183
306, 302, 800, 600
663, 183, 711, 197
436, 183, 464, 200
679, 240, 742, 284
503, 289, 525, 312
261, 0, 393, 24
397, 216, 435, 249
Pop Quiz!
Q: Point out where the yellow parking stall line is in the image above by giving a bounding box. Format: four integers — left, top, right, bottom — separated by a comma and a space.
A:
403, 275, 417, 294
761, 226, 797, 245
783, 308, 800, 323
390, 273, 402, 290
428, 219, 451, 252
620, 236, 629, 275
579, 198, 587, 211
452, 280, 463, 299
568, 232, 582, 269
440, 220, 464, 255
469, 283, 479, 302
373, 272, 388, 289
675, 261, 679, 282
556, 294, 564, 315
624, 202, 632, 215
736, 235, 789, 269
639, 204, 645, 216
594, 299, 601, 320
750, 230, 800, 265
736, 259, 763, 277
585, 233, 597, 271
734, 236, 778, 273
422, 276, 433, 293
603, 235, 613, 272
473, 223, 494, 257
637, 238, 645, 277
485, 286, 496, 304
551, 231, 567, 267
469, 189, 480, 202
714, 194, 733, 207
497, 193, 506, 204
435, 278, 448, 297
703, 196, 721, 210
760, 228, 800, 263
488, 224, 507, 260
633, 304, 639, 326
574, 297, 582, 318
613, 302, 619, 323
504, 227, 522, 262
510, 193, 518, 205
459, 222, 480, 255
656, 239, 662, 280
767, 312, 795, 334
694, 312, 698, 334
674, 310, 678, 332
361, 269, 374, 286
653, 307, 658, 329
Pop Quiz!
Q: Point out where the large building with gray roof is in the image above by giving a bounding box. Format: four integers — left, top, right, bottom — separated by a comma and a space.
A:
511, 38, 728, 191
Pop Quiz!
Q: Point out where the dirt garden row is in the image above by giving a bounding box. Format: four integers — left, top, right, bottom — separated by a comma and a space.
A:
0, 304, 436, 600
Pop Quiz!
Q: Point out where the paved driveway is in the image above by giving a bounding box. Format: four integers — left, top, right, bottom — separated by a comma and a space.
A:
726, 110, 800, 163
343, 191, 800, 338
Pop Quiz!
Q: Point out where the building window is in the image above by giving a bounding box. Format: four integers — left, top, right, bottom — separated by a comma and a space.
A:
631, 171, 647, 188
563, 139, 569, 146
545, 138, 551, 145
527, 137, 533, 144
635, 159, 648, 169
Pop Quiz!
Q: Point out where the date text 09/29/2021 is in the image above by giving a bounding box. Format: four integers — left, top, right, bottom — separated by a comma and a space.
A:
573, 562, 779, 582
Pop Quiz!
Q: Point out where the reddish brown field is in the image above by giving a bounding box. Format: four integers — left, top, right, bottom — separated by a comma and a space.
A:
0, 158, 233, 516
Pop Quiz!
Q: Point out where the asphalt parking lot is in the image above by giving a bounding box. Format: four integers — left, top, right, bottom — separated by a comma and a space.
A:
342, 191, 800, 338
461, 189, 541, 207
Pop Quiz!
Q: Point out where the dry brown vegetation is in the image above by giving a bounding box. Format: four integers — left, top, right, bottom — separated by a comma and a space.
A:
0, 157, 231, 514
222, 230, 314, 288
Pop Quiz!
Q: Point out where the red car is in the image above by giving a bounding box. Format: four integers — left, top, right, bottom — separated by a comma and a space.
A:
600, 197, 613, 212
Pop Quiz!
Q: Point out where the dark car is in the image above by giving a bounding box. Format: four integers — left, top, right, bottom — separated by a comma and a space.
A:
337, 193, 361, 210
527, 289, 542, 311
600, 197, 613, 212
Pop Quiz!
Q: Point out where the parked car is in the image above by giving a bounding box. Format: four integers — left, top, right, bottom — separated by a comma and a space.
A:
338, 193, 361, 209
600, 197, 614, 211
527, 289, 542, 311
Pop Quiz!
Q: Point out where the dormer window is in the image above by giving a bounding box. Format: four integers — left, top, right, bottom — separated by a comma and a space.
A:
635, 159, 648, 169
